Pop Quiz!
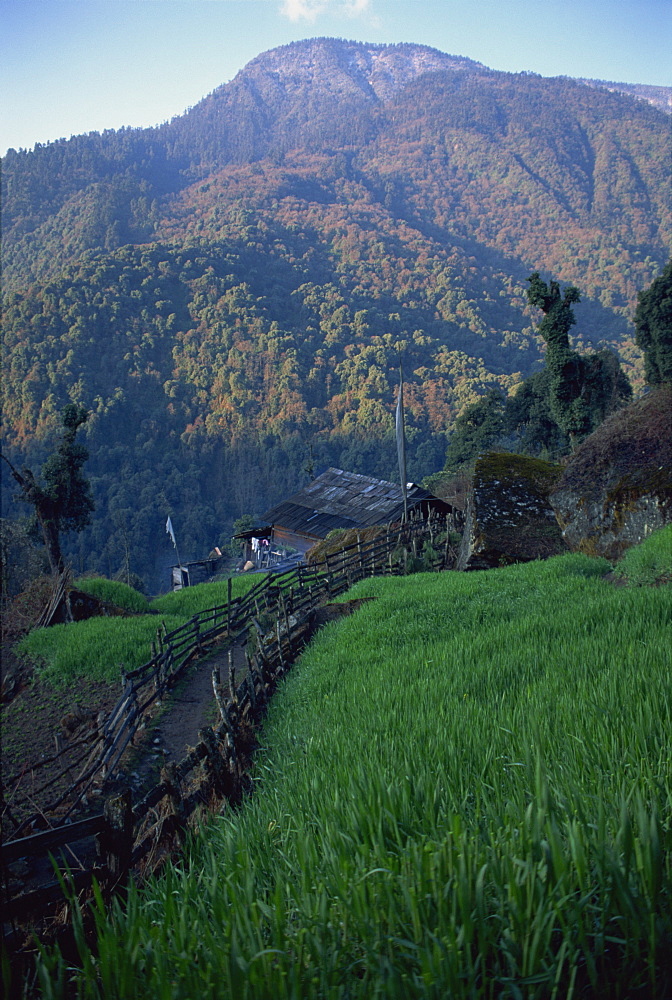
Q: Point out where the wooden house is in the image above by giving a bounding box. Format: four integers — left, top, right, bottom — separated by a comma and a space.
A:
238, 468, 454, 564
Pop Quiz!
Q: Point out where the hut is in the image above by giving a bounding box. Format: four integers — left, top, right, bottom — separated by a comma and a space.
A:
169, 551, 226, 590
237, 468, 453, 566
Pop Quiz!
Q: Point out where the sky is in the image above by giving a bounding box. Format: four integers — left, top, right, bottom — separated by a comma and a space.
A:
1, 0, 670, 157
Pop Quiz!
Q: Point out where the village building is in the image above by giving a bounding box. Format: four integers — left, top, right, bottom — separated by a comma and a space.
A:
236, 467, 454, 568
169, 550, 227, 590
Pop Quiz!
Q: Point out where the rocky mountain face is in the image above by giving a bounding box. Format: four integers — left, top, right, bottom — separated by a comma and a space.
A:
457, 454, 566, 571
549, 385, 672, 559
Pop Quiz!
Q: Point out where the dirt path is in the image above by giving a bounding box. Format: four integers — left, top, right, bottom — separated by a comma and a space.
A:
2, 598, 374, 839
116, 600, 374, 800
119, 636, 250, 799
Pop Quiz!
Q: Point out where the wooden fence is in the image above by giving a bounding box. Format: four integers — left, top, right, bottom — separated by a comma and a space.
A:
1, 512, 457, 937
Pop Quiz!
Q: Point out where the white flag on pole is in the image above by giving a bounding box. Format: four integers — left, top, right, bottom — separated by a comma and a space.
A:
166, 516, 177, 548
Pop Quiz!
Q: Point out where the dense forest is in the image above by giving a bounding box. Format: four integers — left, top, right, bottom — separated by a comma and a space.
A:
2, 39, 670, 592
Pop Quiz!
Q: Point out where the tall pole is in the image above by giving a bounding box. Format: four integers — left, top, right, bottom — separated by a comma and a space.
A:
166, 516, 185, 585
395, 363, 408, 523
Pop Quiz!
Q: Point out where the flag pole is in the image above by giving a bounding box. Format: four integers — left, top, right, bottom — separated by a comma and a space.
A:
166, 516, 185, 583
395, 362, 408, 523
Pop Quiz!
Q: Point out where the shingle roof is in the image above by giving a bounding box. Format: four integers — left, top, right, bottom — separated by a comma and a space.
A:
261, 468, 451, 538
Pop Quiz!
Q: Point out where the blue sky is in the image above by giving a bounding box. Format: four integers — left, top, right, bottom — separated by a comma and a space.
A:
2, 0, 670, 156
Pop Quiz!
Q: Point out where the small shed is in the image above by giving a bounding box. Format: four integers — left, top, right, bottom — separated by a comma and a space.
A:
257, 467, 453, 557
169, 552, 226, 590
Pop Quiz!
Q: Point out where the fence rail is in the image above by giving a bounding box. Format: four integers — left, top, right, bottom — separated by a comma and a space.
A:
1, 512, 458, 936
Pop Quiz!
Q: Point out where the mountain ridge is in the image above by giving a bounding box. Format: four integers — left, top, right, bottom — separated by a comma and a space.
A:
1, 37, 670, 590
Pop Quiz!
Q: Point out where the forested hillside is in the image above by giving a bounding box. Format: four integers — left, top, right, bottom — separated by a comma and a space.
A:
2, 38, 670, 591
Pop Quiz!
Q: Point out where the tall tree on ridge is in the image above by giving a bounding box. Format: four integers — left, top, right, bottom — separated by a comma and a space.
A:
634, 259, 672, 385
526, 272, 631, 445
1, 404, 95, 574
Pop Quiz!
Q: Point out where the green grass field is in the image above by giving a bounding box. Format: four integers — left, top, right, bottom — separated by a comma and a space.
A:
15, 613, 185, 686
15, 575, 267, 686
614, 524, 672, 586
74, 577, 151, 613
33, 545, 671, 999
149, 574, 267, 617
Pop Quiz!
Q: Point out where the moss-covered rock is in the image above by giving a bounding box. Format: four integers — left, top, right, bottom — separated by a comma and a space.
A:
549, 385, 672, 560
457, 453, 566, 570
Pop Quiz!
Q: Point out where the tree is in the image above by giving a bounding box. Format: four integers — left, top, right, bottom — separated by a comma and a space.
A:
526, 272, 585, 440
0, 517, 49, 600
505, 368, 569, 456
1, 404, 94, 574
634, 259, 672, 385
444, 389, 507, 470
526, 272, 631, 444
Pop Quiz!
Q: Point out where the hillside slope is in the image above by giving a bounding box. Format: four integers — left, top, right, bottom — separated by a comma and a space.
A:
1, 38, 670, 590
31, 553, 672, 998
2, 39, 669, 297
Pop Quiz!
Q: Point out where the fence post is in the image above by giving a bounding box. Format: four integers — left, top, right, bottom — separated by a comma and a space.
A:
245, 651, 257, 714
199, 726, 228, 799
227, 577, 232, 634
212, 665, 226, 720
281, 594, 291, 653
245, 650, 266, 705
227, 650, 236, 704
276, 617, 285, 670
101, 788, 133, 888
161, 762, 185, 846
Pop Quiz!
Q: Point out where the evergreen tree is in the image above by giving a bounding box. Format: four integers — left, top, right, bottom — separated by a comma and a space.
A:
526, 272, 631, 444
1, 404, 94, 574
505, 369, 568, 456
634, 259, 672, 385
444, 389, 507, 470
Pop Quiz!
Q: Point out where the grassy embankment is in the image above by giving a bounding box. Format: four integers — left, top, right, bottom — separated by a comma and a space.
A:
14, 575, 266, 687
33, 532, 671, 999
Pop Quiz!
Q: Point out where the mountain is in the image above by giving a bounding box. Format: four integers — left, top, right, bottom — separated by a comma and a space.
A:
1, 38, 670, 591
577, 78, 672, 116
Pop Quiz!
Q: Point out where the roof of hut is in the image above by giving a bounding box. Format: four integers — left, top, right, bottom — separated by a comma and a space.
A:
260, 467, 451, 539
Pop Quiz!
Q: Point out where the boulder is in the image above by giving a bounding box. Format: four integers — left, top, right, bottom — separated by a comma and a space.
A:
457, 453, 566, 571
549, 385, 672, 559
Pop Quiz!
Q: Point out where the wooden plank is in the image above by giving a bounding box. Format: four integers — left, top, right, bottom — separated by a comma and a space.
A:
2, 869, 98, 922
2, 814, 106, 863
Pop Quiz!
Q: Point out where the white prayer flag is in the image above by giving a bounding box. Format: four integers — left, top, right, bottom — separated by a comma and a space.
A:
166, 516, 177, 548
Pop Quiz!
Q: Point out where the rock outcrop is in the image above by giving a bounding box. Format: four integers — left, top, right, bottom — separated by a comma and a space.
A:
457, 453, 566, 571
549, 385, 672, 559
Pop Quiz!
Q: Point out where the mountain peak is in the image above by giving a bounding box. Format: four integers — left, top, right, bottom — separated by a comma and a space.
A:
221, 37, 487, 105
